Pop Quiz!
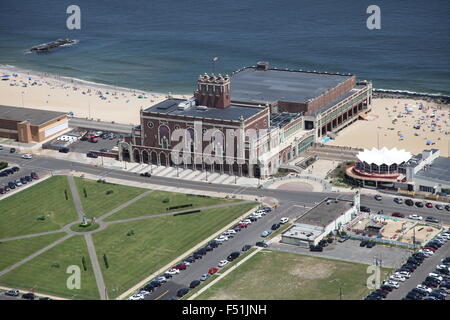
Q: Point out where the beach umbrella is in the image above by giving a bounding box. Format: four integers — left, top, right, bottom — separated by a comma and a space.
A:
2, 74, 10, 78
426, 140, 433, 145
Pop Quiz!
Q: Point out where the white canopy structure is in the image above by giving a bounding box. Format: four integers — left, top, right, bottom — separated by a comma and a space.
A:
356, 147, 412, 166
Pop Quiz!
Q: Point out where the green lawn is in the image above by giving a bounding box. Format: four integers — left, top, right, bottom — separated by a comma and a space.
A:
74, 177, 146, 218
104, 190, 241, 222
0, 233, 66, 271
196, 250, 392, 300
0, 235, 100, 300
93, 202, 256, 298
0, 176, 78, 238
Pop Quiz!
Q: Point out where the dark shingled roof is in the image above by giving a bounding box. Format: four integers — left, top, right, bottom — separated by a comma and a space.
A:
0, 105, 66, 126
144, 99, 264, 122
231, 67, 352, 105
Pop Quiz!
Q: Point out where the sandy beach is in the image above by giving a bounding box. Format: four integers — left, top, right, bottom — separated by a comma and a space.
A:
328, 98, 450, 157
0, 65, 187, 124
1, 66, 449, 157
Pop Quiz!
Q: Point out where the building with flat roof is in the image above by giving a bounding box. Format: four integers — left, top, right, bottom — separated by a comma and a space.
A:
119, 62, 372, 178
346, 148, 450, 196
282, 196, 358, 247
0, 105, 68, 143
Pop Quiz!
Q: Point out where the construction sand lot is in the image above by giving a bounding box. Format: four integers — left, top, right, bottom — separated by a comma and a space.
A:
350, 215, 444, 245
328, 98, 450, 157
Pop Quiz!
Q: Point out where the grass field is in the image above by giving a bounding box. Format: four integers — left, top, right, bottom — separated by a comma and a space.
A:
93, 202, 256, 298
0, 235, 100, 300
0, 176, 78, 238
74, 177, 146, 218
104, 190, 240, 222
196, 250, 391, 300
0, 233, 66, 271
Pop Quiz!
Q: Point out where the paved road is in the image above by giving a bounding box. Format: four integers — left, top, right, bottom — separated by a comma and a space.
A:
142, 201, 304, 300
387, 241, 450, 300
1, 150, 449, 300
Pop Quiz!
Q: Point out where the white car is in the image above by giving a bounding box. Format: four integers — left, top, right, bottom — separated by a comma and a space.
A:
395, 271, 411, 278
280, 217, 289, 224
418, 250, 432, 257
255, 210, 266, 215
417, 285, 432, 293
139, 290, 152, 296
215, 236, 228, 243
128, 293, 145, 300
436, 237, 448, 242
242, 219, 252, 225
428, 273, 443, 281
408, 214, 423, 220
156, 276, 167, 283
383, 280, 399, 288
422, 249, 435, 255
227, 229, 237, 234
437, 264, 450, 271
22, 154, 32, 159
181, 261, 191, 266
390, 275, 406, 282
218, 260, 228, 268
166, 268, 180, 275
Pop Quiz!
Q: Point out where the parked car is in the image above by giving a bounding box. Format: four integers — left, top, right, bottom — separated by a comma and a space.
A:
360, 206, 371, 213
255, 241, 268, 248
218, 260, 229, 268
242, 244, 252, 251
260, 230, 272, 237
5, 289, 20, 296
360, 240, 368, 247
425, 216, 440, 223
425, 202, 433, 208
21, 292, 35, 300
190, 280, 201, 289
408, 214, 423, 220
436, 204, 444, 210
271, 223, 280, 231
176, 288, 189, 297
208, 267, 219, 275
128, 293, 145, 300
22, 154, 32, 159
392, 212, 405, 218
166, 268, 180, 275
394, 198, 403, 204
309, 245, 323, 252
338, 235, 350, 243
280, 217, 289, 224
200, 273, 210, 281
9, 148, 16, 153
415, 201, 424, 207
366, 241, 376, 248
374, 195, 382, 201
227, 251, 240, 261
405, 199, 414, 206
86, 152, 98, 158
59, 147, 70, 153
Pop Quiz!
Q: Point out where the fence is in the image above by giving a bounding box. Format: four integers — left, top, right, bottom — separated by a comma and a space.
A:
349, 234, 417, 249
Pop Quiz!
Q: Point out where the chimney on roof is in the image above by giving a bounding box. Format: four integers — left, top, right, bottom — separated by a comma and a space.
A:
256, 61, 269, 71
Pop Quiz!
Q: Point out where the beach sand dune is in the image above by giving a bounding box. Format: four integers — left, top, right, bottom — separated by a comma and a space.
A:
0, 66, 187, 124
328, 98, 450, 157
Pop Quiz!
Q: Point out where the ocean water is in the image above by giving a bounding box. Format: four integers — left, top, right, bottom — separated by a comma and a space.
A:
0, 0, 449, 95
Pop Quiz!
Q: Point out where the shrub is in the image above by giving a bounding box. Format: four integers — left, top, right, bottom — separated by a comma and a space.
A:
51, 262, 60, 268
36, 215, 46, 221
162, 198, 170, 203
106, 190, 114, 195
0, 162, 8, 170
126, 229, 135, 236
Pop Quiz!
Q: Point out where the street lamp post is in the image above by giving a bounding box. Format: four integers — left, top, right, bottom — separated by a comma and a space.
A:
329, 279, 343, 300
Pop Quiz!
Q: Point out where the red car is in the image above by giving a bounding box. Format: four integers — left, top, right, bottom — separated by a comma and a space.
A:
89, 136, 98, 143
425, 202, 433, 208
391, 212, 405, 218
173, 263, 186, 270
208, 267, 219, 275
238, 223, 248, 228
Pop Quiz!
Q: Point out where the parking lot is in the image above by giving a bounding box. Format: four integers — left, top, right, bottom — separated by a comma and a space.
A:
271, 239, 412, 268
66, 129, 122, 154
0, 159, 43, 196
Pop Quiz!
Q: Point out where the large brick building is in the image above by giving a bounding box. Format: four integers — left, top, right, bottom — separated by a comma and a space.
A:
0, 105, 68, 143
119, 62, 372, 178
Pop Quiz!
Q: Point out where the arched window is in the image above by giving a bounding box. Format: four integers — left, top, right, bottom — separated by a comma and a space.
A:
159, 125, 170, 149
